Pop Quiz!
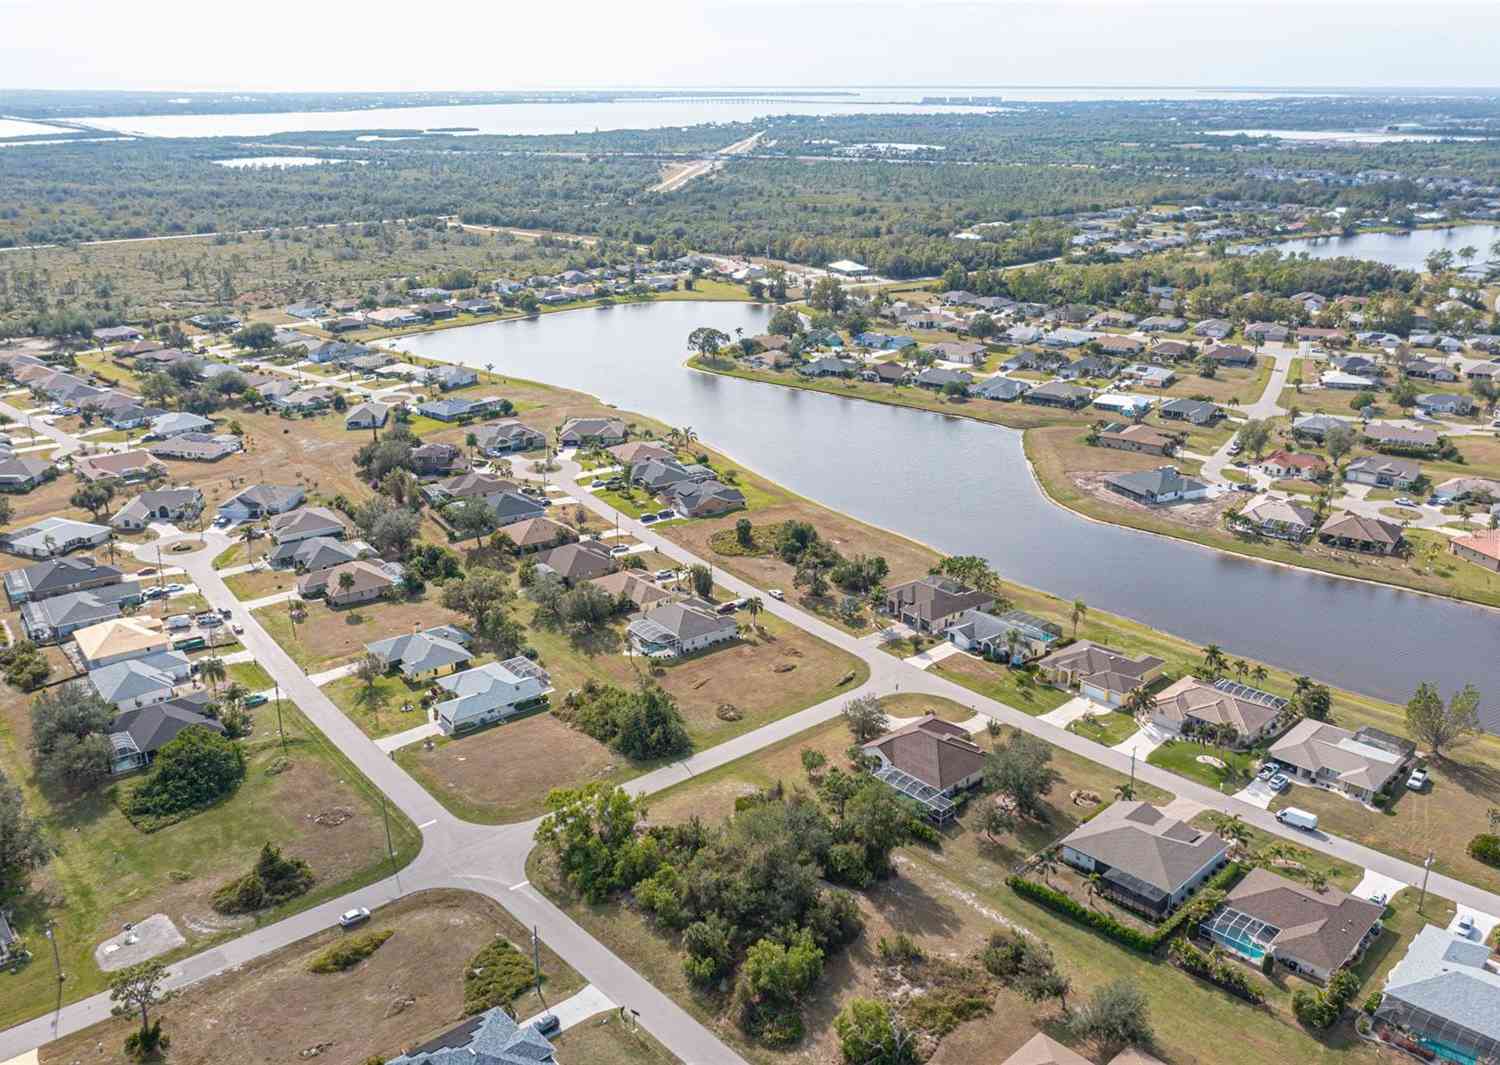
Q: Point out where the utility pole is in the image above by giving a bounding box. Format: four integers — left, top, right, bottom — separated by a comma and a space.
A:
531, 926, 551, 1019
273, 682, 287, 753
1418, 850, 1435, 914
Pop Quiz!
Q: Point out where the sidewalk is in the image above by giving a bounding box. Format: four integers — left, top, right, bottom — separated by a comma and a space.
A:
520, 984, 615, 1033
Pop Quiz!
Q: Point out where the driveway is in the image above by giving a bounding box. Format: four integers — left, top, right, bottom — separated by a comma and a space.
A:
1037, 696, 1101, 728
902, 642, 962, 670
1352, 868, 1409, 904
1232, 779, 1278, 810
1111, 722, 1169, 761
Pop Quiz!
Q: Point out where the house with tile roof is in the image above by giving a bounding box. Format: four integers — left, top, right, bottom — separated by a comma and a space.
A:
89, 652, 192, 711
433, 659, 551, 735
1037, 641, 1165, 707
1317, 512, 1405, 556
862, 714, 985, 813
884, 576, 995, 634
4, 556, 125, 606
1375, 925, 1500, 1064
1450, 529, 1500, 573
73, 450, 166, 484
366, 628, 473, 680
1147, 677, 1286, 748
1058, 801, 1230, 918
106, 694, 225, 775
1269, 719, 1414, 802
1231, 493, 1318, 542
73, 616, 172, 669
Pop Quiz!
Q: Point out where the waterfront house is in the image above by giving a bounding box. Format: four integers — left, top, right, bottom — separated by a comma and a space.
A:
945, 608, 1061, 663
1037, 641, 1165, 706
885, 576, 994, 633
1104, 466, 1211, 505
1269, 719, 1414, 802
1057, 802, 1230, 918
669, 479, 746, 517
863, 361, 911, 385
1232, 494, 1318, 541
1317, 512, 1405, 555
1375, 926, 1500, 1064
915, 367, 972, 392
1451, 530, 1500, 572
1147, 677, 1286, 748
1022, 381, 1093, 409
558, 417, 626, 447
1097, 424, 1175, 456
425, 365, 478, 390
973, 376, 1029, 401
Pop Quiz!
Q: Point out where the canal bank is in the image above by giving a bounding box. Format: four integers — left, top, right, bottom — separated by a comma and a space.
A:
389, 300, 1498, 715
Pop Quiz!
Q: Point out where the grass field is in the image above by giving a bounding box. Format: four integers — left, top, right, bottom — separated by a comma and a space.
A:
0, 699, 420, 1031
1066, 709, 1140, 747
254, 592, 471, 671
1147, 738, 1257, 793
325, 672, 433, 740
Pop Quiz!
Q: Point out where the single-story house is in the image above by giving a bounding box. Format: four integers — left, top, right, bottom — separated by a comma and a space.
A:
915, 367, 973, 392
427, 471, 519, 506
21, 582, 141, 643
589, 570, 673, 611
217, 483, 305, 522
1297, 327, 1348, 346
1270, 719, 1415, 802
1200, 867, 1382, 982
973, 376, 1029, 401
476, 421, 547, 455
93, 325, 143, 343
73, 450, 166, 484
1292, 413, 1354, 440
366, 628, 473, 679
416, 397, 494, 422
1317, 512, 1405, 555
1363, 423, 1441, 452
149, 411, 215, 438
1092, 393, 1154, 419
1451, 530, 1500, 573
148, 432, 242, 462
1037, 641, 1165, 706
384, 1004, 557, 1065
1148, 676, 1286, 748
627, 599, 739, 658
297, 560, 396, 605
1430, 476, 1500, 504
801, 356, 858, 377
433, 658, 552, 735
558, 417, 626, 447
1233, 494, 1318, 541
269, 535, 364, 572
4, 556, 123, 606
1344, 456, 1420, 489
632, 458, 713, 494
1058, 801, 1231, 918
1205, 344, 1257, 367
1022, 381, 1093, 409
1193, 319, 1233, 339
1416, 392, 1474, 416
0, 454, 54, 491
274, 387, 338, 412
89, 651, 192, 711
345, 402, 390, 430
410, 443, 466, 477
1, 517, 111, 559
496, 516, 574, 553
863, 361, 911, 385
885, 575, 994, 634
105, 695, 225, 775
1375, 926, 1500, 1064
1141, 316, 1187, 334
1097, 424, 1175, 456
488, 490, 548, 527
269, 505, 347, 545
73, 615, 172, 669
1260, 450, 1328, 480
110, 487, 204, 531
945, 608, 1061, 663
1158, 397, 1219, 425
536, 541, 616, 584
862, 715, 986, 823
669, 479, 746, 518
1105, 466, 1212, 505
1321, 371, 1376, 391
425, 364, 479, 391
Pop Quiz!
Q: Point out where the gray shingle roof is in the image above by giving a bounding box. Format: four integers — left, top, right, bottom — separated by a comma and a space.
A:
1060, 801, 1228, 895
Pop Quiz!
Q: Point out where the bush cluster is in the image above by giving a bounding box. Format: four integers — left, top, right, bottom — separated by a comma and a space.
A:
0, 639, 50, 691
1468, 833, 1500, 868
1292, 968, 1361, 1030
123, 728, 245, 829
463, 938, 536, 1015
554, 680, 691, 761
1167, 939, 1265, 1003
308, 929, 394, 974
212, 844, 315, 915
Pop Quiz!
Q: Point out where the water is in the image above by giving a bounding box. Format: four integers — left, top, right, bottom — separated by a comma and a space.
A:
0, 116, 72, 138
71, 86, 1295, 139
1272, 224, 1500, 271
213, 156, 352, 168
391, 301, 1499, 715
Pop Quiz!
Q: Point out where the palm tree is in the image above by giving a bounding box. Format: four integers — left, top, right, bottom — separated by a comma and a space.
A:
1085, 872, 1107, 910
745, 596, 764, 632
1114, 781, 1135, 801
1202, 643, 1229, 678
1070, 598, 1087, 638
1250, 664, 1269, 687
1233, 658, 1250, 682
1032, 850, 1059, 885
1003, 628, 1023, 666
465, 431, 478, 461
1210, 813, 1251, 855
200, 655, 227, 693
1123, 684, 1153, 720
336, 570, 356, 602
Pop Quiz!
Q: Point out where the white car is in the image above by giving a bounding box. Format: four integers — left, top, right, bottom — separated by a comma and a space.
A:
1407, 769, 1429, 790
608, 545, 632, 557
338, 907, 371, 929
1457, 913, 1477, 937
1367, 890, 1389, 908
768, 588, 785, 601
1394, 497, 1417, 508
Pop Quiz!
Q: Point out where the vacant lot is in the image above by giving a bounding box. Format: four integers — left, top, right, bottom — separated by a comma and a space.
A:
551, 1016, 683, 1065
255, 591, 471, 670
326, 672, 435, 740
38, 890, 583, 1065
0, 697, 420, 1031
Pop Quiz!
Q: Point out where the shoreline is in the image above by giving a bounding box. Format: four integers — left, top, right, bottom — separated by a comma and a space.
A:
687, 356, 1500, 616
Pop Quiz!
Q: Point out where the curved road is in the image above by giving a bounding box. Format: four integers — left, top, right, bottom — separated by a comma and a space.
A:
4, 423, 1498, 1062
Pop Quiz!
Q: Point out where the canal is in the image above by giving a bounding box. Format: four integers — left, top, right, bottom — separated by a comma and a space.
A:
393, 301, 1498, 717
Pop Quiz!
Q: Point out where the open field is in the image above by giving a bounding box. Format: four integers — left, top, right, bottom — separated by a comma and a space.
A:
0, 697, 420, 1031
37, 890, 583, 1065
325, 672, 436, 740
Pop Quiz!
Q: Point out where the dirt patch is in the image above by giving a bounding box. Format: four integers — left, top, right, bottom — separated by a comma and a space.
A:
1072, 471, 1238, 531
1196, 755, 1228, 769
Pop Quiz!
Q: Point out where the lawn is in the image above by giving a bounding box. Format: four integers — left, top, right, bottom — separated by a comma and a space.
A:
1066, 710, 1140, 747
0, 700, 421, 1031
551, 1016, 683, 1065
224, 566, 295, 600
1349, 886, 1457, 999
1189, 813, 1362, 892
253, 592, 471, 671
1147, 738, 1256, 793
326, 672, 433, 740
225, 661, 274, 691
37, 890, 582, 1065
926, 653, 1072, 716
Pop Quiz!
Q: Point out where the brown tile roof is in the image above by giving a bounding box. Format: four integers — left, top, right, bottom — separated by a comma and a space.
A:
500, 517, 573, 549
1060, 801, 1228, 894
862, 715, 984, 791
589, 570, 673, 609
1318, 511, 1403, 547
1452, 530, 1500, 563
73, 450, 166, 481
1221, 866, 1383, 973
1151, 676, 1281, 738
1001, 1034, 1093, 1065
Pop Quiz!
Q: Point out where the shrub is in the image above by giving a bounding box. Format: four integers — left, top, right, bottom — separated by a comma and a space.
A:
876, 932, 924, 967
211, 844, 315, 914
1167, 939, 1264, 1003
463, 938, 537, 1014
124, 728, 245, 828
309, 929, 393, 973
834, 998, 917, 1065
1069, 979, 1154, 1054
1468, 834, 1500, 868
1293, 967, 1361, 1030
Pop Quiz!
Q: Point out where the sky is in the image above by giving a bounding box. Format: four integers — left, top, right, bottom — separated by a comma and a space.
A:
2, 0, 1499, 92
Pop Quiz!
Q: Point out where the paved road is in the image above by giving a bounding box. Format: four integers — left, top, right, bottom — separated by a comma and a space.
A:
7, 424, 1500, 1062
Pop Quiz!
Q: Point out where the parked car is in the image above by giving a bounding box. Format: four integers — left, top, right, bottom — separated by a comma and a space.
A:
768, 588, 785, 601
141, 587, 166, 601
1457, 913, 1477, 937
608, 545, 632, 557
231, 622, 244, 634
640, 514, 658, 524
531, 1014, 560, 1037
1276, 807, 1318, 831
1268, 773, 1291, 793
338, 907, 371, 929
1407, 768, 1429, 790
1367, 890, 1389, 908
163, 583, 185, 594
652, 569, 675, 582
655, 510, 675, 520
1257, 763, 1278, 781
197, 614, 223, 628
1235, 482, 1256, 492
218, 607, 232, 619
1395, 497, 1417, 508
244, 693, 268, 708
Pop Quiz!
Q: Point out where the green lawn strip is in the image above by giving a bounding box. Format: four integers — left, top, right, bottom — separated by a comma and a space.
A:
1147, 738, 1256, 793
0, 702, 420, 1031
252, 606, 315, 670
226, 662, 275, 692
1187, 814, 1361, 892
1066, 710, 1139, 747
1349, 887, 1457, 1001
926, 654, 1072, 716
324, 673, 431, 740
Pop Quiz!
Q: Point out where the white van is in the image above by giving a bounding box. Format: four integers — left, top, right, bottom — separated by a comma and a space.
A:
1276, 807, 1318, 832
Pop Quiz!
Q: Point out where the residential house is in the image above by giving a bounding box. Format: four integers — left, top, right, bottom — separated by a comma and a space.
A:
409, 443, 466, 477
148, 432, 242, 461
1270, 719, 1415, 802
427, 472, 518, 506
1057, 354, 1116, 381
1417, 392, 1474, 417
297, 559, 396, 605
800, 356, 858, 377
366, 628, 473, 679
926, 340, 987, 366
1466, 361, 1500, 381
104, 404, 166, 430
1092, 393, 1154, 419
1233, 494, 1318, 541
1057, 801, 1230, 917
627, 599, 739, 657
1292, 413, 1355, 440
861, 715, 986, 823
1375, 926, 1500, 1064
20, 581, 142, 643
1318, 512, 1405, 555
364, 307, 423, 328
1451, 530, 1500, 573
274, 387, 337, 413
1204, 344, 1258, 368
89, 651, 192, 711
1, 517, 111, 559
631, 458, 713, 494
269, 536, 364, 572
488, 490, 548, 527
945, 608, 1061, 663
110, 487, 204, 531
589, 570, 673, 611
494, 518, 572, 559
383, 1005, 557, 1065
0, 455, 54, 492
1105, 466, 1211, 505
1201, 867, 1383, 982
1037, 641, 1165, 706
269, 505, 347, 545
1260, 450, 1328, 480
92, 325, 143, 343
1094, 334, 1145, 357
915, 367, 973, 392
1042, 328, 1096, 349
536, 541, 616, 585
476, 421, 547, 455
345, 402, 390, 430
432, 658, 552, 735
1245, 322, 1290, 343
1344, 456, 1420, 489
1297, 327, 1348, 346
105, 696, 224, 775
1401, 358, 1457, 382
1363, 423, 1441, 452
862, 361, 911, 385
4, 556, 125, 606
1193, 319, 1233, 339
1158, 397, 1219, 425
425, 365, 479, 390
1097, 424, 1175, 456
148, 411, 215, 438
217, 483, 305, 522
558, 417, 626, 447
1148, 677, 1287, 747
1141, 317, 1188, 335
885, 575, 994, 634
1022, 381, 1093, 409
973, 376, 1029, 401
1430, 476, 1500, 504
670, 479, 746, 517
73, 616, 171, 669
73, 450, 166, 484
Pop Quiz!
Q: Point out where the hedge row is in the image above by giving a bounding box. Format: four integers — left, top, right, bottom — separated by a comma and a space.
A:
1007, 861, 1245, 954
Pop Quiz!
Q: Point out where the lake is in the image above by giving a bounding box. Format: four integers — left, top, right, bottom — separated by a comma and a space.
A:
1272, 224, 1500, 271
391, 301, 1500, 719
